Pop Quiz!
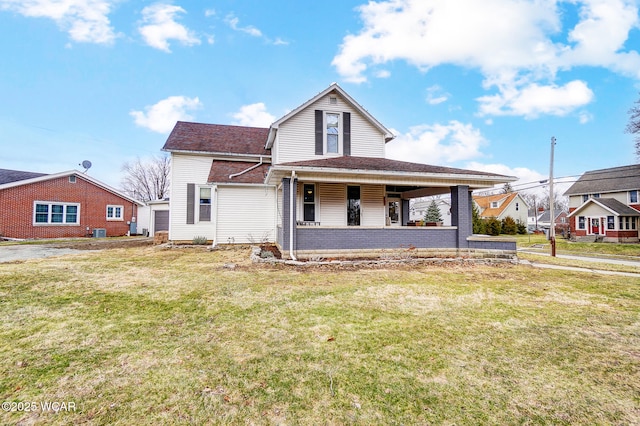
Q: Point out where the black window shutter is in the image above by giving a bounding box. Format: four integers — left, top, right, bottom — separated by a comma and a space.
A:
186, 183, 195, 224
315, 110, 323, 155
343, 112, 351, 156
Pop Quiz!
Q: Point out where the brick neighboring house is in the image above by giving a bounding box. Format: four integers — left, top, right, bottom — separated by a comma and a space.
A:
564, 164, 640, 242
473, 192, 529, 225
0, 168, 143, 239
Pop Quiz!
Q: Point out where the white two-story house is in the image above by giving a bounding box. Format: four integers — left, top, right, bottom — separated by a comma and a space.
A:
564, 164, 640, 242
162, 83, 516, 259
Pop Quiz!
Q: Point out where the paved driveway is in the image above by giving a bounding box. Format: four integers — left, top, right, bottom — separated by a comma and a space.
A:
0, 245, 85, 263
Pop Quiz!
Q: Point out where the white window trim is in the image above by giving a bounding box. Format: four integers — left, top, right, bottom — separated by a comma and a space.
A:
629, 190, 638, 204
324, 111, 342, 156
33, 201, 81, 226
196, 185, 213, 223
106, 205, 124, 221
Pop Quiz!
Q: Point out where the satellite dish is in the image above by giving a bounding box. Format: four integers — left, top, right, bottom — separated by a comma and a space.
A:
80, 160, 92, 172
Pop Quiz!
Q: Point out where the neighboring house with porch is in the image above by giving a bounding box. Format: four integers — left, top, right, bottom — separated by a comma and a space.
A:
564, 164, 640, 242
473, 192, 529, 225
0, 168, 143, 239
162, 83, 517, 259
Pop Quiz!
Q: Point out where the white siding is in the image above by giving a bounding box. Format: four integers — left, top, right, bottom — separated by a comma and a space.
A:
361, 184, 385, 226
216, 186, 277, 244
275, 94, 386, 164
569, 191, 630, 208
500, 196, 528, 225
169, 154, 214, 240
319, 183, 346, 226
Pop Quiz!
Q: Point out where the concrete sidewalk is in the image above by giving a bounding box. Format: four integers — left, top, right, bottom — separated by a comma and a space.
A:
518, 249, 640, 277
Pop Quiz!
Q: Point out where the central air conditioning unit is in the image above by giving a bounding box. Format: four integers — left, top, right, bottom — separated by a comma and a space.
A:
93, 228, 106, 238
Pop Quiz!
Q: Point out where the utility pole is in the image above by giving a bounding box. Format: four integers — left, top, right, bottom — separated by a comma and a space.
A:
549, 136, 556, 257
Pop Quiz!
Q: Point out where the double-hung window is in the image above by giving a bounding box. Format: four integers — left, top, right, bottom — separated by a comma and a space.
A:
106, 205, 123, 221
326, 113, 340, 153
607, 216, 615, 230
578, 216, 585, 229
34, 202, 80, 225
630, 190, 638, 204
199, 187, 211, 222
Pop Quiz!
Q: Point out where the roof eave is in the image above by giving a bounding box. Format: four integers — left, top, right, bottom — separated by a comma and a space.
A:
266, 164, 516, 187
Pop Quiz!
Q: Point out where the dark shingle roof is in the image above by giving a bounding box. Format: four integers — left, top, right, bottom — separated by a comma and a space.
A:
595, 198, 640, 216
162, 121, 270, 156
278, 156, 510, 177
208, 161, 270, 184
0, 168, 47, 185
564, 164, 640, 196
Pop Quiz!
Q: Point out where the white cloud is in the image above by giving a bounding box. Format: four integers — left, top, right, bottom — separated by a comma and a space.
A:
426, 85, 449, 105
138, 4, 200, 52
0, 0, 117, 44
130, 96, 202, 133
231, 103, 276, 127
477, 80, 594, 118
386, 121, 487, 164
332, 0, 640, 117
225, 14, 262, 37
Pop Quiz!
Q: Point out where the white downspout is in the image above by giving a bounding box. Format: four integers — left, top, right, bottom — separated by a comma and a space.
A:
289, 171, 297, 260
211, 186, 218, 248
229, 156, 263, 179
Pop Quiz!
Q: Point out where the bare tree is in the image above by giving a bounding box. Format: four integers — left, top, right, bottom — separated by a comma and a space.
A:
502, 182, 514, 193
121, 155, 170, 202
626, 93, 640, 160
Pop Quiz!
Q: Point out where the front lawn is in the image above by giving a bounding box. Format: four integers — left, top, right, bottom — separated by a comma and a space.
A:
1, 246, 639, 424
515, 233, 640, 257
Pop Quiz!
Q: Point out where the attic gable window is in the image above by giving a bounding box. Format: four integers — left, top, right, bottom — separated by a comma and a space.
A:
491, 201, 499, 208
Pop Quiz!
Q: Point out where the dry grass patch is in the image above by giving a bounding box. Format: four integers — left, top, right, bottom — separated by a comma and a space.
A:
1, 246, 639, 424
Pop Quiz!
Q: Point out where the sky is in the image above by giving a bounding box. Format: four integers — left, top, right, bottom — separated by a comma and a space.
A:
1, 0, 639, 199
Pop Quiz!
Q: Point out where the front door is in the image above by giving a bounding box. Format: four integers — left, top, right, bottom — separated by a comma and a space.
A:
590, 218, 600, 234
388, 200, 400, 226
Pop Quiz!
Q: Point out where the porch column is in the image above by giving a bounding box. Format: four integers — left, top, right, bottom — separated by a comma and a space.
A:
450, 185, 472, 249
281, 177, 297, 252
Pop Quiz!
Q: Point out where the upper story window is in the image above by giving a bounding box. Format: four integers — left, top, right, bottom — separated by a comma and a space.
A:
326, 113, 340, 153
106, 205, 123, 221
630, 190, 638, 204
490, 201, 499, 208
34, 201, 80, 225
315, 109, 351, 156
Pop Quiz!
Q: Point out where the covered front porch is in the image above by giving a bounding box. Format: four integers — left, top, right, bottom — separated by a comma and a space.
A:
266, 156, 517, 259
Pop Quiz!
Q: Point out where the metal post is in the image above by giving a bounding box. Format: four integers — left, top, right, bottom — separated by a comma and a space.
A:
549, 137, 556, 257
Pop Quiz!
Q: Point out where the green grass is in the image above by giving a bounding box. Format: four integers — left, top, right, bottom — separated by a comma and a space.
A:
515, 233, 640, 257
1, 246, 639, 424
